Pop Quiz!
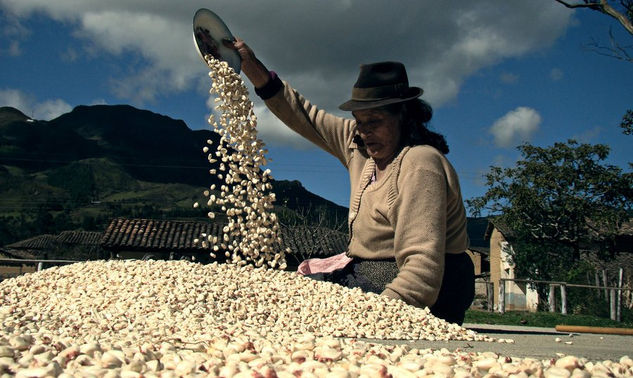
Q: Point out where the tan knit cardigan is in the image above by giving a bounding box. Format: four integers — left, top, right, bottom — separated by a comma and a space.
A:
264, 81, 469, 308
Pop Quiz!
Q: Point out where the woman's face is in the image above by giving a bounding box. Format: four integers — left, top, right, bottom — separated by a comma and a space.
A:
353, 108, 402, 164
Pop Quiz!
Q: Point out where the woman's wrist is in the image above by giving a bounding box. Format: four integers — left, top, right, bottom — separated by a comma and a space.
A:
243, 58, 271, 88
254, 71, 283, 100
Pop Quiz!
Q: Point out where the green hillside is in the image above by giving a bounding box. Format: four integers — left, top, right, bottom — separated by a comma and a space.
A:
0, 106, 29, 125
0, 105, 348, 246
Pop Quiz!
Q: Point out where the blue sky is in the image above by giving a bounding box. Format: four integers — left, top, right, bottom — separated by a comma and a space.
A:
1, 1, 632, 212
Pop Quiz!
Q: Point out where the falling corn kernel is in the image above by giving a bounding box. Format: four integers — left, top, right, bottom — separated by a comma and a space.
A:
198, 56, 287, 269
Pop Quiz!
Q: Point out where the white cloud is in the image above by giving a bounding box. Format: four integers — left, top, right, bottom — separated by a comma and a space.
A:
253, 105, 313, 149
0, 88, 72, 120
489, 107, 542, 148
203, 91, 311, 149
7, 40, 21, 56
7, 41, 22, 56
1, 1, 206, 104
573, 126, 602, 143
0, 0, 573, 145
61, 47, 79, 62
500, 72, 519, 84
550, 67, 564, 81
37, 99, 73, 120
90, 98, 108, 105
0, 12, 28, 56
0, 88, 32, 114
492, 154, 511, 168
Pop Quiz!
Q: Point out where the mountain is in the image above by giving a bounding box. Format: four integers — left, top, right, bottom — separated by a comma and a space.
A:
1, 104, 217, 186
0, 107, 29, 125
0, 105, 348, 245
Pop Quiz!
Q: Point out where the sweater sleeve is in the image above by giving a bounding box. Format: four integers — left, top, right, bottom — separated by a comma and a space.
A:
382, 162, 448, 308
263, 80, 356, 168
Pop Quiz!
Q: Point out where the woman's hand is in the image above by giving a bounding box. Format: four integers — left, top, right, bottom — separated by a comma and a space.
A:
223, 37, 271, 88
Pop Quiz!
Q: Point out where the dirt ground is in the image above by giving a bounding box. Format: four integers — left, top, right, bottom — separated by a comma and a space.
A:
366, 323, 632, 362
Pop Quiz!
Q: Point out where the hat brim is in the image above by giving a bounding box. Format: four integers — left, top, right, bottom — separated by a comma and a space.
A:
338, 87, 423, 111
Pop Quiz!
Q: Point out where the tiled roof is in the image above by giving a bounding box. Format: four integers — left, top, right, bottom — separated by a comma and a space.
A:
6, 231, 103, 250
487, 217, 633, 238
101, 218, 348, 259
0, 248, 36, 260
466, 217, 490, 255
484, 217, 514, 241
4, 231, 106, 260
6, 235, 58, 250
621, 221, 633, 236
101, 218, 222, 252
57, 231, 103, 245
280, 225, 348, 258
486, 217, 633, 252
468, 246, 490, 256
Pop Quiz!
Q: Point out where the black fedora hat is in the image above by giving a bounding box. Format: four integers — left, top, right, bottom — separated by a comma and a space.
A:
339, 61, 423, 111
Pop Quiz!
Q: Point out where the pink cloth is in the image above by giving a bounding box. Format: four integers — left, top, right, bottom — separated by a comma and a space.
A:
297, 252, 353, 275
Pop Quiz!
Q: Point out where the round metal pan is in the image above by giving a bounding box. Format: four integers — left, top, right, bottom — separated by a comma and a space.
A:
193, 8, 241, 73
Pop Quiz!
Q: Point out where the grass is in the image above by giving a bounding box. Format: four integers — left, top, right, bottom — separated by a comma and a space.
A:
104, 182, 201, 203
465, 309, 633, 329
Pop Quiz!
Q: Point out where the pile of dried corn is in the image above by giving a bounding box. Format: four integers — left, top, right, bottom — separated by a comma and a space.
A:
1, 260, 632, 377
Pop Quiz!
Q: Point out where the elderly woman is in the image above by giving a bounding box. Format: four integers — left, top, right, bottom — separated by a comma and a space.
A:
228, 39, 474, 325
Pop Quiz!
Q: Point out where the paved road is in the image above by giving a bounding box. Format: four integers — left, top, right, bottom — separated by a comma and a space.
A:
367, 324, 632, 362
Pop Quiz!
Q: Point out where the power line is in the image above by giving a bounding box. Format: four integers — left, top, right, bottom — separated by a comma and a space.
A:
1, 154, 487, 176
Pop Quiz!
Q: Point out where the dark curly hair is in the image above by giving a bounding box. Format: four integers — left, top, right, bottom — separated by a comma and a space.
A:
390, 99, 448, 154
354, 99, 449, 154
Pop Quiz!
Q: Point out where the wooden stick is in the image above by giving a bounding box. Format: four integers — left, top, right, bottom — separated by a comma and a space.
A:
555, 325, 633, 336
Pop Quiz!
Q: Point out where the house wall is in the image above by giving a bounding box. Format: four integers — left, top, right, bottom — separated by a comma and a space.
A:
499, 242, 538, 312
466, 250, 488, 301
489, 228, 503, 310
111, 249, 218, 263
113, 250, 173, 260
465, 250, 481, 275
488, 228, 539, 312
0, 265, 36, 280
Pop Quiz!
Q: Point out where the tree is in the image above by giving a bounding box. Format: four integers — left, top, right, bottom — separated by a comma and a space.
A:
621, 109, 633, 135
555, 0, 633, 35
468, 140, 633, 281
555, 0, 633, 61
622, 110, 633, 172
